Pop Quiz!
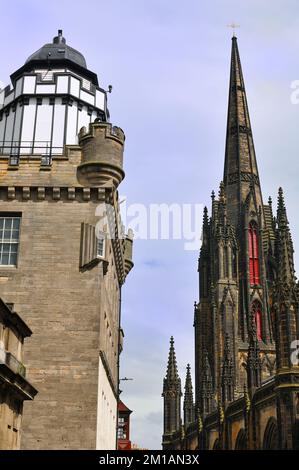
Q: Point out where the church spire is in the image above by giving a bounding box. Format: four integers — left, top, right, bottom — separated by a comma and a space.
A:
223, 37, 263, 224
162, 337, 182, 444
184, 364, 195, 427
164, 336, 180, 384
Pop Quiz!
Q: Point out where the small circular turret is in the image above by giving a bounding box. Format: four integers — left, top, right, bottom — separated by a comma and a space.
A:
77, 121, 125, 188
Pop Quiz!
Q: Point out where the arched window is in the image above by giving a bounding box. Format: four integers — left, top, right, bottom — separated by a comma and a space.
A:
235, 428, 247, 450
263, 418, 278, 450
212, 438, 220, 450
252, 301, 263, 341
248, 222, 260, 285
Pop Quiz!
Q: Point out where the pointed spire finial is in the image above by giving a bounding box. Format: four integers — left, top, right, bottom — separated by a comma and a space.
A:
223, 33, 263, 225
184, 364, 193, 398
278, 187, 285, 211
203, 206, 209, 226
162, 337, 182, 435
184, 362, 195, 426
53, 29, 66, 45
275, 187, 296, 288
164, 336, 181, 385
277, 187, 289, 227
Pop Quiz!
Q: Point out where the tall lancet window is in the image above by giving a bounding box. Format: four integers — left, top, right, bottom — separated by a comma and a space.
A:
248, 222, 260, 285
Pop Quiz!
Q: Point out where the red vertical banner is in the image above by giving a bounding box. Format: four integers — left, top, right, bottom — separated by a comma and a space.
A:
249, 223, 260, 285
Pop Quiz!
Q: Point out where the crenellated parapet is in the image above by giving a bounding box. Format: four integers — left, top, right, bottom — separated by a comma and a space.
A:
77, 121, 125, 188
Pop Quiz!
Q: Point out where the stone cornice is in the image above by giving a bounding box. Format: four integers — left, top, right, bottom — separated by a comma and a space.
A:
0, 185, 106, 202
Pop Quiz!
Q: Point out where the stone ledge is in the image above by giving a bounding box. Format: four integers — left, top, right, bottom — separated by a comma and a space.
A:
0, 186, 107, 203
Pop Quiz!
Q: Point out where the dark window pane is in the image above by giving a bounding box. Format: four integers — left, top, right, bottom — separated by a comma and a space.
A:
11, 230, 19, 241
2, 243, 10, 253
4, 230, 11, 241
1, 254, 9, 264
4, 219, 12, 229
10, 252, 17, 265
13, 218, 20, 229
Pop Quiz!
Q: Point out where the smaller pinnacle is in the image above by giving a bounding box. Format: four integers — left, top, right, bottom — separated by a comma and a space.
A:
277, 187, 289, 227
203, 206, 209, 225
219, 181, 225, 200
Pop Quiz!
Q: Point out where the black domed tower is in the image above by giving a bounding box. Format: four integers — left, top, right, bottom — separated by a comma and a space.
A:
0, 30, 107, 156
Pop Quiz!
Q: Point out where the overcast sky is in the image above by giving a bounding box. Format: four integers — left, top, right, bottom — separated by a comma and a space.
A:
1, 0, 299, 449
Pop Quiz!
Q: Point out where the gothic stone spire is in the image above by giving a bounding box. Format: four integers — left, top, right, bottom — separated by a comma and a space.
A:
164, 336, 181, 388
162, 337, 182, 440
184, 364, 195, 427
275, 187, 295, 285
223, 36, 263, 225
273, 188, 298, 369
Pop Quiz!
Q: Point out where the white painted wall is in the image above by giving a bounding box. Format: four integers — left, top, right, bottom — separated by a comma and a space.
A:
96, 356, 117, 450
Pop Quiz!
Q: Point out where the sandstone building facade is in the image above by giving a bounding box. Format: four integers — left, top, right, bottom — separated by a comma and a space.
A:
0, 298, 37, 449
0, 31, 133, 449
162, 37, 299, 450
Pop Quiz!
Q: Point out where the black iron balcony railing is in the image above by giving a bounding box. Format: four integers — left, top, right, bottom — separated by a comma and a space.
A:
0, 141, 64, 156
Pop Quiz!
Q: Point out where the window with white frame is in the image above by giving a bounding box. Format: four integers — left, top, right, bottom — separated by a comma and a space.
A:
0, 216, 21, 266
97, 232, 106, 259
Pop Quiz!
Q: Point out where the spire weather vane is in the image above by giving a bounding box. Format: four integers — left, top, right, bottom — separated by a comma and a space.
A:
227, 22, 240, 37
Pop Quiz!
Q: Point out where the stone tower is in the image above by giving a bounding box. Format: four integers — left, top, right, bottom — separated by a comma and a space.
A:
0, 31, 133, 449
